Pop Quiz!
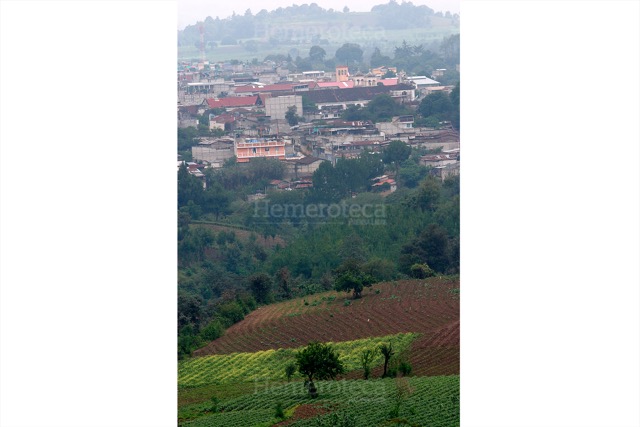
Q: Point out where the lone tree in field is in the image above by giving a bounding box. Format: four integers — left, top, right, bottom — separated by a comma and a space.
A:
334, 258, 375, 299
380, 343, 395, 378
360, 348, 377, 380
295, 342, 345, 397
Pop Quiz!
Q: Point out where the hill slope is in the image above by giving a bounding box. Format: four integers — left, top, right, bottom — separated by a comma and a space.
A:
194, 277, 459, 376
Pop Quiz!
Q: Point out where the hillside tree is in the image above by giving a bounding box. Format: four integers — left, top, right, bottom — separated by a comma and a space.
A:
248, 273, 273, 304
380, 343, 395, 378
201, 182, 230, 220
383, 140, 411, 172
309, 45, 326, 62
334, 258, 375, 299
399, 224, 451, 274
360, 348, 377, 380
335, 43, 363, 64
296, 342, 345, 397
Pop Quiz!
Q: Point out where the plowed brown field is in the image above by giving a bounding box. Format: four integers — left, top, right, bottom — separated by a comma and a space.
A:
194, 277, 459, 376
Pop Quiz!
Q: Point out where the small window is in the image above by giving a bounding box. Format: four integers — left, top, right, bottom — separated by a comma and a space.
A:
265, 147, 269, 152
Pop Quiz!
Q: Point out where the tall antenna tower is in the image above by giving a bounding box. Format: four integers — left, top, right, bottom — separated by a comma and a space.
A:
199, 24, 205, 62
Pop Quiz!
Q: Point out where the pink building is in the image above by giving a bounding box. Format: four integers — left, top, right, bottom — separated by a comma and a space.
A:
234, 138, 286, 163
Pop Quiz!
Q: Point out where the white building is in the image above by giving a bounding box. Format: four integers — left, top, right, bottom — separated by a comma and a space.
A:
265, 95, 303, 121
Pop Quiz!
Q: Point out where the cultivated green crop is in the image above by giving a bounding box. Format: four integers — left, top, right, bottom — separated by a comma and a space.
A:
219, 375, 459, 427
178, 333, 416, 388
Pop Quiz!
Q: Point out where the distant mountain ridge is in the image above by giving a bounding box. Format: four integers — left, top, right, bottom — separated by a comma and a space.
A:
178, 1, 459, 57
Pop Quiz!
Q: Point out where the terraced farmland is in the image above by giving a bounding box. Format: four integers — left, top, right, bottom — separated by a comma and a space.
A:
194, 277, 460, 376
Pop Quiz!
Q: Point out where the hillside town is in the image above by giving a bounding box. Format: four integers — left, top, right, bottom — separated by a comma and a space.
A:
178, 59, 460, 193
176, 5, 463, 426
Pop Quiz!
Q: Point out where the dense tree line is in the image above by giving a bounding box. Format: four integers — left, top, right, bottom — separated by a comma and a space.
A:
417, 81, 460, 130
371, 1, 436, 30
282, 34, 459, 78
340, 94, 413, 123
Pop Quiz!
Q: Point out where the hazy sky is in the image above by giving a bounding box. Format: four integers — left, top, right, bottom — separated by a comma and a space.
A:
178, 0, 460, 30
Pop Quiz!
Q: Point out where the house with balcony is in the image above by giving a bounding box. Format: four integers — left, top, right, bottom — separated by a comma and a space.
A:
234, 138, 287, 163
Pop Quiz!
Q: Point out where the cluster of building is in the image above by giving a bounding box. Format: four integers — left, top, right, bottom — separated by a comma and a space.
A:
178, 59, 460, 192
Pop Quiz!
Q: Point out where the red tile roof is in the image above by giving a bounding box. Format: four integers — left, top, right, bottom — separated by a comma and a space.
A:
206, 96, 259, 109
212, 113, 236, 124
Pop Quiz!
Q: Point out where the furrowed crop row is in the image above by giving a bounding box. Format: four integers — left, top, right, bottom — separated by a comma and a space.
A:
408, 345, 460, 376
195, 279, 458, 356
216, 376, 459, 427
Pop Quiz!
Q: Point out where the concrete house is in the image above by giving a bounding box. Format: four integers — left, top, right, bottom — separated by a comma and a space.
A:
284, 156, 327, 179
419, 153, 459, 168
265, 95, 303, 121
191, 137, 235, 166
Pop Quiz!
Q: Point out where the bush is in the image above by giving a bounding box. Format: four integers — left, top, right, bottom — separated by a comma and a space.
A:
362, 258, 396, 282
209, 396, 220, 413
178, 327, 204, 359
217, 300, 245, 326
237, 292, 257, 312
200, 319, 224, 341
410, 263, 435, 279
398, 361, 413, 376
274, 402, 285, 419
